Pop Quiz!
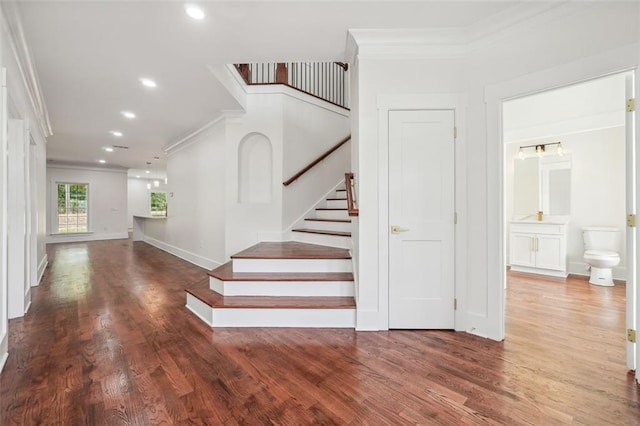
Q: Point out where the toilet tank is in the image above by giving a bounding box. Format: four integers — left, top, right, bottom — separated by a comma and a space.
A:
582, 227, 621, 251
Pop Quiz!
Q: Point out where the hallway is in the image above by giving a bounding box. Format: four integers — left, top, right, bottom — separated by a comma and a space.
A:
1, 239, 638, 424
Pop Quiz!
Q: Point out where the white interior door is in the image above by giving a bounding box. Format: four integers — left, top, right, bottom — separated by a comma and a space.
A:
625, 74, 640, 380
389, 109, 455, 329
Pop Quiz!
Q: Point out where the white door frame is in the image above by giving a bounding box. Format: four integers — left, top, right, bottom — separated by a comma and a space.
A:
376, 93, 467, 330
486, 45, 638, 381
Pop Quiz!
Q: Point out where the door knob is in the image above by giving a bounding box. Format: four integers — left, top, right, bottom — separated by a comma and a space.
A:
391, 225, 410, 234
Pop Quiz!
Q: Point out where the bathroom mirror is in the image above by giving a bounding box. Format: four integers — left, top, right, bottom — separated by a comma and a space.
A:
514, 155, 571, 216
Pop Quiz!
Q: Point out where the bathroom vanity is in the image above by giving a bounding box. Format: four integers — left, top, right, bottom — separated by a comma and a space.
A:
509, 219, 568, 278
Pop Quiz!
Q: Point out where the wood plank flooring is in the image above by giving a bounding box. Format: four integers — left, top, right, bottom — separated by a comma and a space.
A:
1, 239, 639, 424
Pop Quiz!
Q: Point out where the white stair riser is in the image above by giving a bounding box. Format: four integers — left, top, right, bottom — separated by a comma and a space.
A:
232, 258, 351, 273
325, 199, 347, 209
186, 294, 214, 326
315, 209, 349, 220
210, 277, 354, 297
292, 232, 351, 249
211, 308, 356, 328
303, 220, 351, 232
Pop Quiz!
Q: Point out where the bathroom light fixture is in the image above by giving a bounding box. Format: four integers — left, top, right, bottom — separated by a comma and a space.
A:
139, 78, 157, 88
518, 141, 563, 159
185, 4, 205, 20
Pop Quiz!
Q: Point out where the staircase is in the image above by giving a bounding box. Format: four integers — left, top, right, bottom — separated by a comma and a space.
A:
185, 186, 356, 328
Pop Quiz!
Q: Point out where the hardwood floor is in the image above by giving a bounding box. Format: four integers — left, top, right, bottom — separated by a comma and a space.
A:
1, 239, 639, 424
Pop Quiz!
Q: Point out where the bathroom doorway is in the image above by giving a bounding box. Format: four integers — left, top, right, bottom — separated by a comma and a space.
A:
502, 71, 637, 375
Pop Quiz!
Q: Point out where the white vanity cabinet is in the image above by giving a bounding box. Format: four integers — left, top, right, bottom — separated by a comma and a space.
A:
509, 222, 568, 277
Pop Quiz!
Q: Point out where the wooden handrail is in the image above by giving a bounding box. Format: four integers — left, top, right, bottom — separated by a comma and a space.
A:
345, 172, 359, 216
283, 135, 351, 187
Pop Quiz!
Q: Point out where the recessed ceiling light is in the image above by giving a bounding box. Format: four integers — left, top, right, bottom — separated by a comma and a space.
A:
121, 111, 136, 119
185, 4, 205, 20
104, 147, 114, 152
110, 130, 123, 137
140, 78, 157, 88
135, 175, 141, 178
145, 170, 150, 174
98, 159, 106, 164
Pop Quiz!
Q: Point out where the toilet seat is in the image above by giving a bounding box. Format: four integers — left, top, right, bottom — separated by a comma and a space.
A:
584, 250, 619, 259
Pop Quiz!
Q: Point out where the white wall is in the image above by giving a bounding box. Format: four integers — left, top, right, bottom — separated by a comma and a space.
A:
282, 94, 350, 229
506, 127, 627, 279
144, 120, 227, 269
349, 1, 639, 337
46, 165, 128, 243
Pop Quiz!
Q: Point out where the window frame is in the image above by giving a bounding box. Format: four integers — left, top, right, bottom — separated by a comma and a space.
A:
149, 190, 167, 217
54, 182, 90, 235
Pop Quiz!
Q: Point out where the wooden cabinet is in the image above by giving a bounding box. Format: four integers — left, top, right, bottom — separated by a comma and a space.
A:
509, 222, 567, 277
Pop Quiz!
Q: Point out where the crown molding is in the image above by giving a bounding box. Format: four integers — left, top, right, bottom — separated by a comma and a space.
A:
348, 2, 581, 60
1, 2, 52, 138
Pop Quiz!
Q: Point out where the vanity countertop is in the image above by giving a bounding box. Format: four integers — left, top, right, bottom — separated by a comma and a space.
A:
510, 216, 570, 225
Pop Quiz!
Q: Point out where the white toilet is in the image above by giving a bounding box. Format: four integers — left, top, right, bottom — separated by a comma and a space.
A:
582, 227, 621, 286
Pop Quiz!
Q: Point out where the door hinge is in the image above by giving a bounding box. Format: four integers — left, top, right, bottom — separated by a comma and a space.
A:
628, 329, 636, 343
627, 98, 635, 112
454, 212, 458, 224
453, 126, 458, 139
627, 214, 636, 228
454, 298, 457, 310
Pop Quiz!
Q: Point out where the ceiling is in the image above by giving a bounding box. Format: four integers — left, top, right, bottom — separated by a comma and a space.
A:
17, 0, 538, 173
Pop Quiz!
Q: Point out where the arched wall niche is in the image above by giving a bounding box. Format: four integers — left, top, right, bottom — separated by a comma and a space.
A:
238, 132, 272, 204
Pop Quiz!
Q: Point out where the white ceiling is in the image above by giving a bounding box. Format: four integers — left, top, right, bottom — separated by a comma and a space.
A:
17, 0, 537, 172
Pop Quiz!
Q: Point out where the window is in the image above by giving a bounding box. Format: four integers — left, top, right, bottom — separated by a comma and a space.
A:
57, 183, 88, 233
150, 191, 167, 217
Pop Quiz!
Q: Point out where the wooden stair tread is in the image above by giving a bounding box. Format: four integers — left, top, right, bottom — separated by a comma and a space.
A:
231, 241, 351, 260
336, 189, 346, 191
209, 262, 353, 281
304, 218, 351, 223
186, 287, 355, 309
292, 229, 351, 237
326, 197, 347, 201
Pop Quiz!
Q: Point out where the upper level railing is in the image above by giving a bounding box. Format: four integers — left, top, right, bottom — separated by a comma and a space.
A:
235, 62, 349, 109
283, 135, 350, 187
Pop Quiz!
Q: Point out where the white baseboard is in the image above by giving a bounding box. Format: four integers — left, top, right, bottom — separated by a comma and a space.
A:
465, 312, 489, 339
355, 309, 383, 331
36, 255, 48, 286
143, 236, 221, 270
0, 333, 8, 374
46, 232, 128, 244
24, 289, 31, 314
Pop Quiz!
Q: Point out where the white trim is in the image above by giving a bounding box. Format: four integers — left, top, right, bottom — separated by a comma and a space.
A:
375, 93, 467, 332
46, 163, 127, 173
485, 43, 639, 342
142, 236, 221, 271
36, 254, 47, 285
211, 308, 356, 328
47, 232, 128, 244
0, 4, 52, 137
0, 333, 8, 374
163, 114, 227, 155
185, 294, 214, 327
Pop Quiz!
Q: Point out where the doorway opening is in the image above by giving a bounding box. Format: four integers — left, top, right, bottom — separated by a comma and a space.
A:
502, 71, 636, 373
